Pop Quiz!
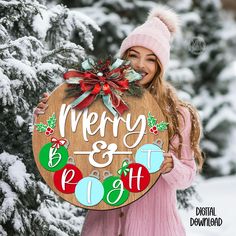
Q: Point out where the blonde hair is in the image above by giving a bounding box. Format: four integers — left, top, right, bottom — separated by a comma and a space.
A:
124, 50, 205, 172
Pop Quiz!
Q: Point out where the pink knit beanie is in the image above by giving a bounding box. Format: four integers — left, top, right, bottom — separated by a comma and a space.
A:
119, 5, 180, 72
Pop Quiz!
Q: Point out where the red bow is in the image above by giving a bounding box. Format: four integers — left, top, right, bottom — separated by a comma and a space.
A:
63, 68, 129, 115
64, 70, 129, 94
51, 137, 67, 149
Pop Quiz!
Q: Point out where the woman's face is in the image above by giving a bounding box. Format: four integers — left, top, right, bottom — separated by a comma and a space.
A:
127, 46, 158, 86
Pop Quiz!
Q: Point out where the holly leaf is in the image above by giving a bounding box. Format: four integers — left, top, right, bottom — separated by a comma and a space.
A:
47, 113, 56, 128
35, 123, 47, 132
156, 121, 169, 131
147, 112, 157, 127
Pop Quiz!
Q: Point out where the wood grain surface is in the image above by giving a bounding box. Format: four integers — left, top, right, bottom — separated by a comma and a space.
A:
32, 83, 169, 210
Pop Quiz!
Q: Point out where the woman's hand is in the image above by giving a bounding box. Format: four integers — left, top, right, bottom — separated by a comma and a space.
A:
33, 93, 49, 120
160, 152, 174, 174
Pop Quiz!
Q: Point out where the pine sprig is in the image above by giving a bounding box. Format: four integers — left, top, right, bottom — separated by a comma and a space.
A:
126, 82, 143, 97
64, 85, 82, 99
47, 113, 56, 128
35, 123, 47, 132
147, 112, 157, 127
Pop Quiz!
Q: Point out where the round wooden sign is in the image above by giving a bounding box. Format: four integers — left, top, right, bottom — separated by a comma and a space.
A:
32, 83, 169, 210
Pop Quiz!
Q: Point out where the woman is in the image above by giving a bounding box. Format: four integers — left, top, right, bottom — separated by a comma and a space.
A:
35, 5, 204, 236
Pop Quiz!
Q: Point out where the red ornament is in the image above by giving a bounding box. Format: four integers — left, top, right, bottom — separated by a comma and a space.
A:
54, 164, 83, 193
120, 163, 150, 192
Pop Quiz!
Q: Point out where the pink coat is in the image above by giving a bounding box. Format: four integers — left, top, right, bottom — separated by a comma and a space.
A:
81, 107, 197, 236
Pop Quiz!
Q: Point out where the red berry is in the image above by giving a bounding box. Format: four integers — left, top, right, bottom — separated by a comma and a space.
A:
45, 131, 50, 136
46, 127, 51, 131
154, 131, 158, 135
150, 128, 153, 132
50, 129, 54, 134
152, 126, 157, 131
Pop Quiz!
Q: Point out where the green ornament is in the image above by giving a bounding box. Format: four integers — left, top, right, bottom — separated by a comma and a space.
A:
103, 176, 129, 206
39, 142, 68, 172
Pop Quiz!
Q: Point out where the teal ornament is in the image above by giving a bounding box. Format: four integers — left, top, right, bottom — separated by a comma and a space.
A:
75, 174, 104, 207
135, 141, 164, 173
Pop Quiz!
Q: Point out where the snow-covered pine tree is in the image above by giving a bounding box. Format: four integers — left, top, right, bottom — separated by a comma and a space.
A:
59, 0, 157, 57
0, 0, 99, 235
167, 0, 236, 178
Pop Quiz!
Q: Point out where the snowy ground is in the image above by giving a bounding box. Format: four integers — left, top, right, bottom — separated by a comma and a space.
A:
179, 175, 236, 236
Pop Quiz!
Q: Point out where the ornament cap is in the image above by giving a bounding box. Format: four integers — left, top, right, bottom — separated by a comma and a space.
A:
103, 170, 112, 180
67, 156, 76, 165
123, 157, 131, 164
153, 139, 163, 149
90, 170, 100, 179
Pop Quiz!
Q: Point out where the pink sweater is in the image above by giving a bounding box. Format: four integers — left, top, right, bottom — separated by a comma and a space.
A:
81, 107, 197, 236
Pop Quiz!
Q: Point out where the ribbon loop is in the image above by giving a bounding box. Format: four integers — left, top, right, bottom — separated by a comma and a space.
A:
117, 160, 130, 176
51, 137, 67, 149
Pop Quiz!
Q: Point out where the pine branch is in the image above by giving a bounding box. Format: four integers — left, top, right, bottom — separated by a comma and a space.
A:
64, 85, 82, 99
41, 44, 84, 63
126, 82, 143, 97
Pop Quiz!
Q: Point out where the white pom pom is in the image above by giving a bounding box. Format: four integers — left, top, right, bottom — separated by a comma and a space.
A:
147, 5, 180, 37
